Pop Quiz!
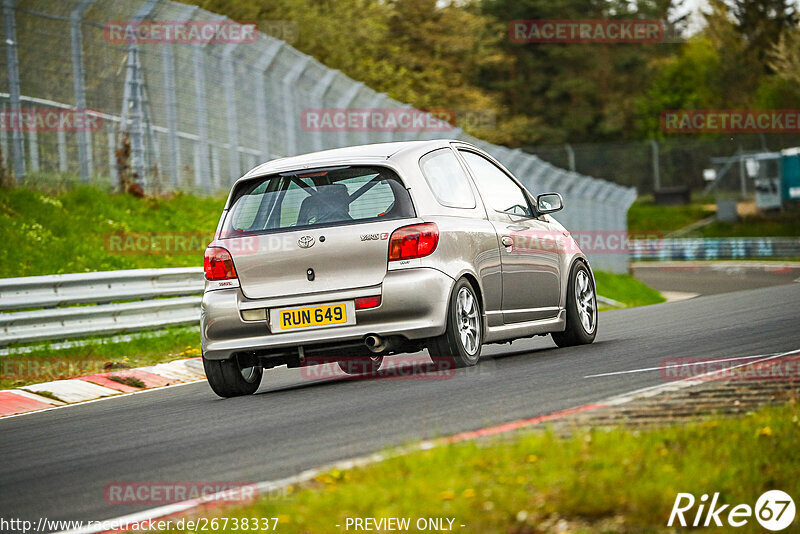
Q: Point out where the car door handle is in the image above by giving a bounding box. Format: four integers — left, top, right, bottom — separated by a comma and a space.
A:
501, 236, 513, 247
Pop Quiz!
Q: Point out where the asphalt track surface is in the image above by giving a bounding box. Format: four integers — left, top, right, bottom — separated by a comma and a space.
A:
1, 282, 799, 527
632, 262, 800, 296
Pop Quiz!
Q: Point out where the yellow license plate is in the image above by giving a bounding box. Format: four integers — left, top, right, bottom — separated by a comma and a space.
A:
275, 303, 349, 330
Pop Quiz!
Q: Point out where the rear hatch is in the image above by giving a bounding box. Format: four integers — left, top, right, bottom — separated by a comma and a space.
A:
218, 165, 416, 300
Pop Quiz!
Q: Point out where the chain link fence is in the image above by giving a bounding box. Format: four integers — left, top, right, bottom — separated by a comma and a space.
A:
525, 134, 800, 197
0, 0, 637, 272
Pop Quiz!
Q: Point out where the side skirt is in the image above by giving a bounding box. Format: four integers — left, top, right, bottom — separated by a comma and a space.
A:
483, 309, 566, 343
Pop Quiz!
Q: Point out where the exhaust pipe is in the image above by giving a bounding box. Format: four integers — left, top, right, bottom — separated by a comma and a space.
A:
364, 334, 388, 353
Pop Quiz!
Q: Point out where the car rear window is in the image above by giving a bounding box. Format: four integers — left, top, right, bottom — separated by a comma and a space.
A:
220, 166, 415, 237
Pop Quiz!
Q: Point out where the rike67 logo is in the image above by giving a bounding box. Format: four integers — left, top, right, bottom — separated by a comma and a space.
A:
668, 490, 795, 531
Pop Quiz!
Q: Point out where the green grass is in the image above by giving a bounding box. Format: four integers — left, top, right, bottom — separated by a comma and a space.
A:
107, 375, 147, 388
21, 389, 63, 403
594, 270, 665, 307
184, 403, 800, 533
628, 197, 800, 238
627, 199, 715, 234
701, 211, 800, 238
0, 185, 224, 277
0, 326, 200, 389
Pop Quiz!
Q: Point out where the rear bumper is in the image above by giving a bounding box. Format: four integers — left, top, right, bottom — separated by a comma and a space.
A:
201, 267, 454, 361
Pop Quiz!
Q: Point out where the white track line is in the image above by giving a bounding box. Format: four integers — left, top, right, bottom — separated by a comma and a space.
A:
583, 351, 783, 379
56, 346, 800, 534
598, 348, 800, 406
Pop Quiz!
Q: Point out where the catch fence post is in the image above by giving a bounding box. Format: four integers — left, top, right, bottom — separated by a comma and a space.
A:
4, 0, 25, 181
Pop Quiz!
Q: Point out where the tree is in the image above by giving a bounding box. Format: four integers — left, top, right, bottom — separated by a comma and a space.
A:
768, 26, 800, 85
635, 36, 722, 138
478, 0, 680, 145
731, 0, 798, 71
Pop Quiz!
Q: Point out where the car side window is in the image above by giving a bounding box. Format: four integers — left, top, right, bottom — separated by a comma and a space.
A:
459, 151, 532, 217
419, 148, 476, 209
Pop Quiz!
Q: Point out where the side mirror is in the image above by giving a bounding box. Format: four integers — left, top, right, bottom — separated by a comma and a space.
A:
536, 193, 563, 214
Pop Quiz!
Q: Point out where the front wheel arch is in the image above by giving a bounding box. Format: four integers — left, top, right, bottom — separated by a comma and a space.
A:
428, 276, 483, 368
552, 259, 597, 347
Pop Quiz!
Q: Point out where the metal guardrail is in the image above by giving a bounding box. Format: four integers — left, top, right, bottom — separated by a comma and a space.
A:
0, 265, 632, 347
0, 268, 203, 346
4, 236, 796, 346
630, 237, 800, 261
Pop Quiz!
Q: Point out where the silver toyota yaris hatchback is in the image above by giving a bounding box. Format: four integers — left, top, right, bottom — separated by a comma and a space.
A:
202, 140, 597, 397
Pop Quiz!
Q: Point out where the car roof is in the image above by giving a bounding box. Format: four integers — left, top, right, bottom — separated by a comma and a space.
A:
242, 139, 465, 178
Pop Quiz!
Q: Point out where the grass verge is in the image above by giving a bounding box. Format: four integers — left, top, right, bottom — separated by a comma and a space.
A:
0, 185, 224, 277
628, 197, 800, 238
594, 270, 665, 307
0, 326, 200, 389
627, 199, 715, 235
184, 403, 799, 533
701, 211, 800, 238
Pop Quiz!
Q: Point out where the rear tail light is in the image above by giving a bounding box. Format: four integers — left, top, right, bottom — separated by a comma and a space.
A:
355, 296, 382, 310
204, 247, 237, 281
388, 223, 439, 261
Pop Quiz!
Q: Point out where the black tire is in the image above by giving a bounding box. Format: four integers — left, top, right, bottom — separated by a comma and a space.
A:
428, 278, 482, 368
551, 261, 597, 347
337, 355, 384, 376
203, 353, 263, 398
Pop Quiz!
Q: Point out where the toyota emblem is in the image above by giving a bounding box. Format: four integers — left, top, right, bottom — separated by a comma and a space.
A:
298, 235, 315, 248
